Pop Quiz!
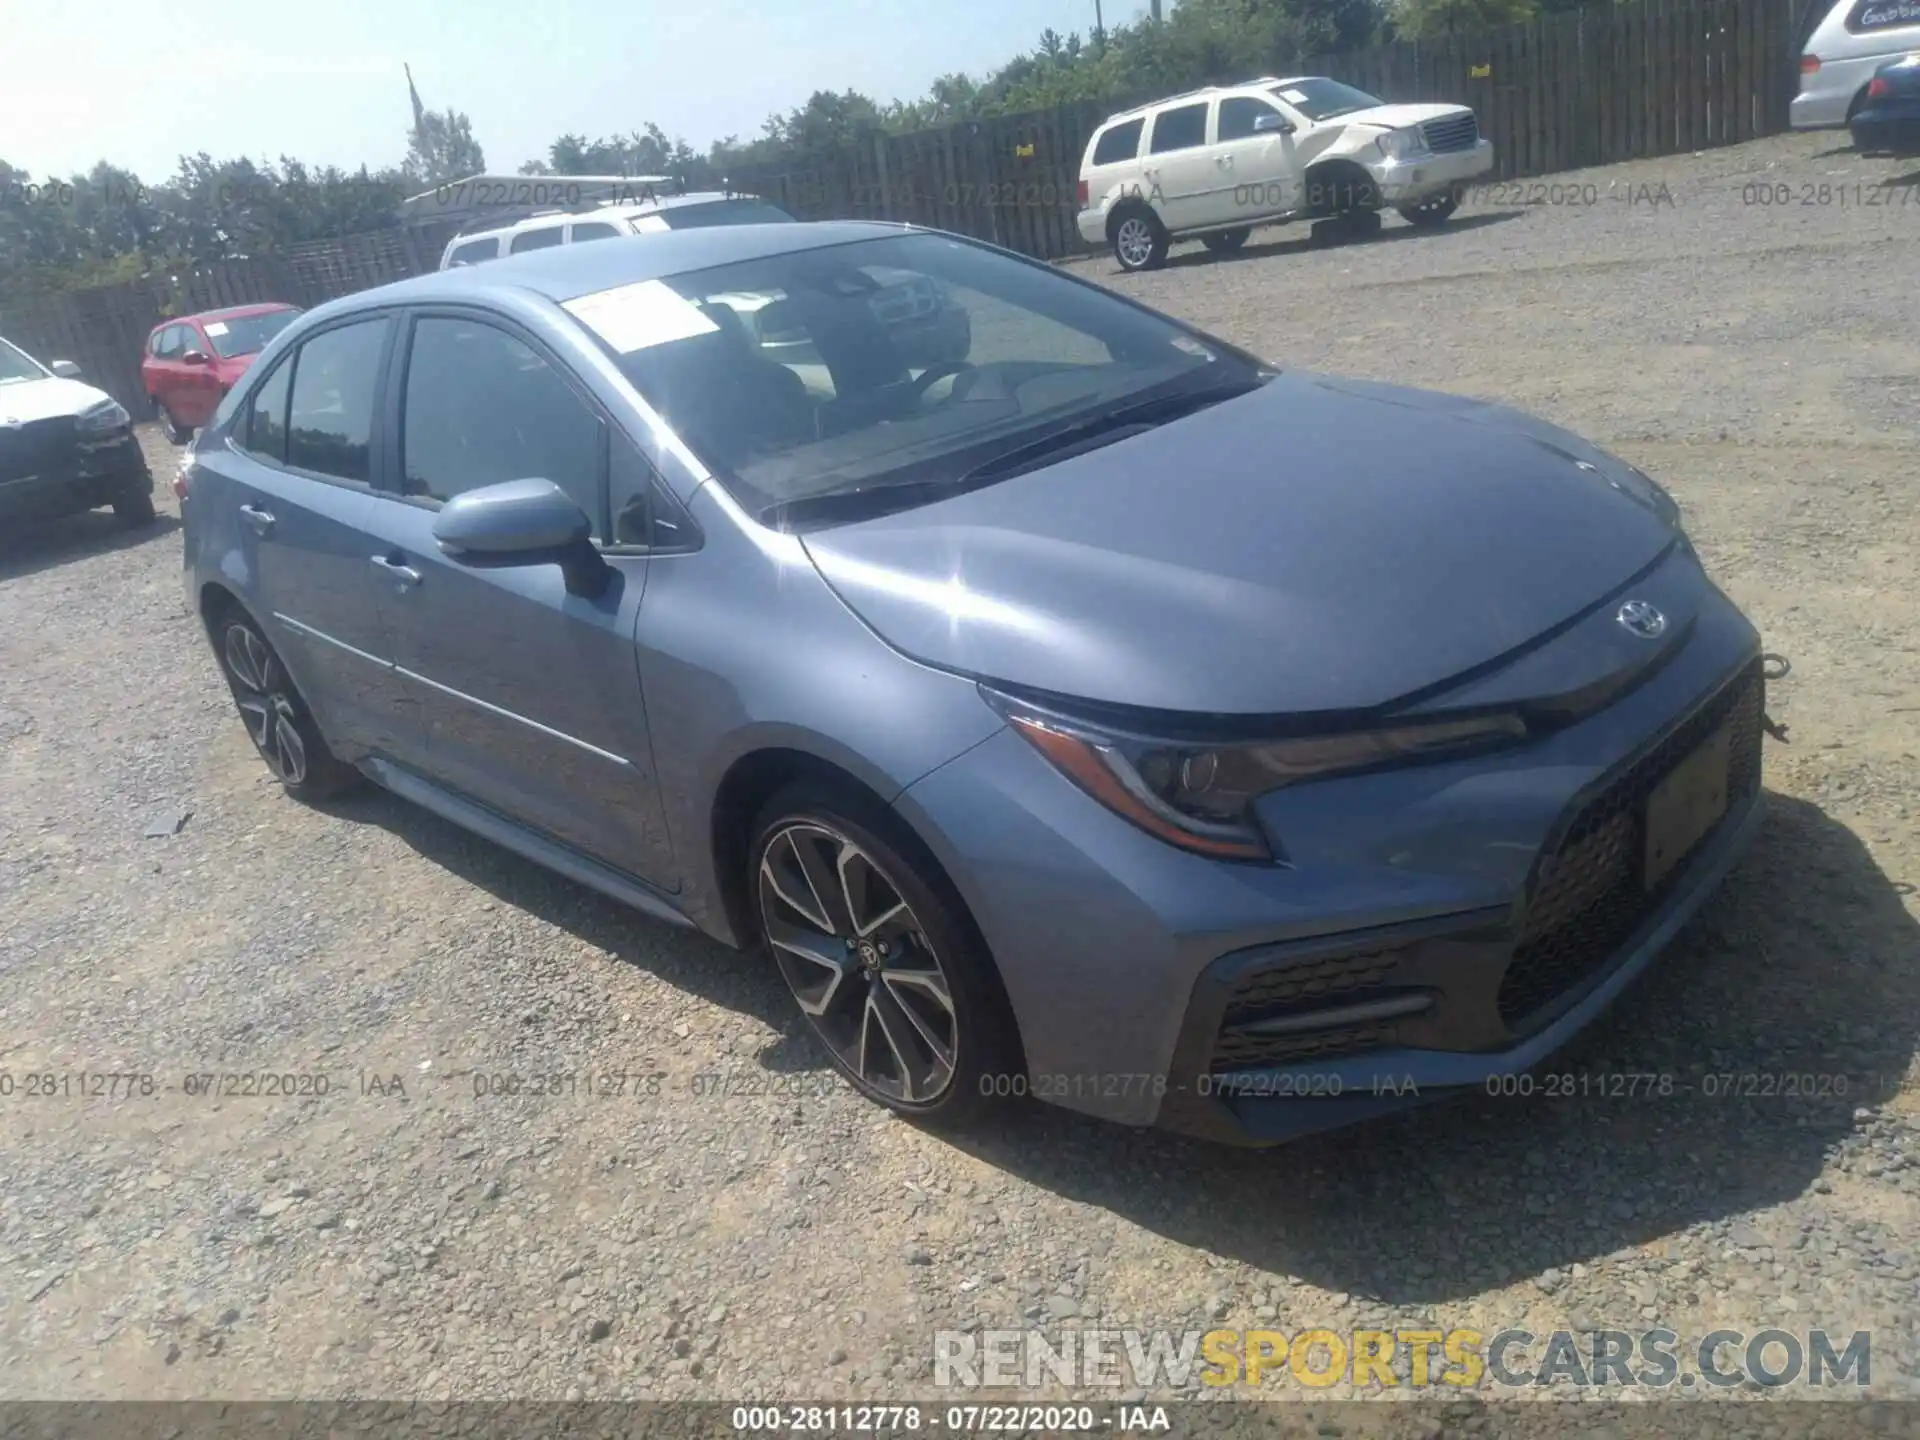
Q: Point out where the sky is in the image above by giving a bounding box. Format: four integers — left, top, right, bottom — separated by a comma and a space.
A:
0, 0, 1149, 183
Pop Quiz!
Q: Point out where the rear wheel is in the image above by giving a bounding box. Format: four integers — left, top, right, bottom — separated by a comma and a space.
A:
1398, 191, 1459, 227
1110, 207, 1170, 272
1202, 227, 1251, 254
214, 609, 360, 801
113, 488, 157, 526
749, 779, 1019, 1127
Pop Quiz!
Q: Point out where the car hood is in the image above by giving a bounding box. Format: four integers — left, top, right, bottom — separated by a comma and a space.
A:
800, 371, 1680, 716
1334, 102, 1472, 131
0, 375, 111, 423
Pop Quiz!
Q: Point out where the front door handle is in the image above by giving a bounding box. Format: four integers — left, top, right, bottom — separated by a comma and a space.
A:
369, 554, 422, 591
238, 503, 274, 535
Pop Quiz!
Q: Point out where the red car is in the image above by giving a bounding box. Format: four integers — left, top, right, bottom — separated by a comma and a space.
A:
141, 303, 302, 442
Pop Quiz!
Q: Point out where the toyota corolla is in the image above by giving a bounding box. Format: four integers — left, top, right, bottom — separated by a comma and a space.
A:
179, 222, 1771, 1144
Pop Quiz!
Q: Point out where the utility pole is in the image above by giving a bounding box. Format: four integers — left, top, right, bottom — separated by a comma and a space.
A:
1093, 0, 1104, 44
1150, 0, 1162, 19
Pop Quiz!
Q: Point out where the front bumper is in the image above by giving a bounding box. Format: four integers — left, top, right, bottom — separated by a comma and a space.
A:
0, 428, 152, 523
1372, 138, 1495, 204
894, 547, 1764, 1142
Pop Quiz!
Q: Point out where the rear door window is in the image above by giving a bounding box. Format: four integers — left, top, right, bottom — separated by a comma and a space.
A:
1149, 103, 1209, 154
1847, 0, 1920, 28
284, 318, 390, 484
1092, 118, 1145, 166
509, 226, 566, 254
446, 238, 499, 267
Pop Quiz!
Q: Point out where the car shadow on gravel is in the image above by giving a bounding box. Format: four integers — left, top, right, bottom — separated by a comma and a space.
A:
944, 790, 1920, 1305
1162, 210, 1525, 270
312, 786, 816, 1044
0, 510, 181, 584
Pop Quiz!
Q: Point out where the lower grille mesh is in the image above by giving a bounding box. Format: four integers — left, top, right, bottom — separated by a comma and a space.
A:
1496, 662, 1764, 1028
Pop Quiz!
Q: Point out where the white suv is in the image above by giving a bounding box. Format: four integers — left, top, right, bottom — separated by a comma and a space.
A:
438, 192, 796, 268
1076, 76, 1495, 271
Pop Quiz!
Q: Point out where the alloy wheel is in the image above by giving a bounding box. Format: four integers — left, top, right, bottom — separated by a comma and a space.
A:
223, 624, 308, 786
1115, 216, 1156, 269
757, 821, 959, 1105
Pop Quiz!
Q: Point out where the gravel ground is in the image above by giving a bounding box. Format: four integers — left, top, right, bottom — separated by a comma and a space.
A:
2, 131, 1918, 1430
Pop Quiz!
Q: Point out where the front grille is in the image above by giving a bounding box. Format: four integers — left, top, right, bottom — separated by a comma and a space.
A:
1496, 662, 1764, 1029
0, 417, 79, 482
1211, 945, 1409, 1072
1421, 112, 1480, 154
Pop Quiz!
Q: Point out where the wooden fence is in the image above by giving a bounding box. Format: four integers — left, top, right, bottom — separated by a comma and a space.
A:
1, 0, 1806, 414
730, 0, 1805, 255
0, 223, 455, 416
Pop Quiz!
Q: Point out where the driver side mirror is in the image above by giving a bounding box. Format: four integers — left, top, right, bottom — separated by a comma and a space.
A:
1254, 113, 1296, 135
431, 477, 613, 599
181, 349, 211, 366
49, 359, 82, 379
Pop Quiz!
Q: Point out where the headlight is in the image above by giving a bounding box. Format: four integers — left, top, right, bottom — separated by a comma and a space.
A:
75, 399, 131, 436
983, 688, 1528, 862
1376, 128, 1426, 162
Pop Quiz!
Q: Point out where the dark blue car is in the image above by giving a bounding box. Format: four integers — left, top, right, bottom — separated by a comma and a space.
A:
1852, 53, 1920, 153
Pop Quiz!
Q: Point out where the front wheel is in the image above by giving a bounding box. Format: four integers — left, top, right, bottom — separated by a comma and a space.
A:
749, 780, 1020, 1127
1202, 227, 1251, 254
156, 398, 193, 445
1110, 209, 1169, 272
1398, 193, 1459, 227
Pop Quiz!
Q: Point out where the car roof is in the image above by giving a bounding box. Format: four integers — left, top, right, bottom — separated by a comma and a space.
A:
345, 221, 911, 315
150, 302, 299, 333
450, 192, 777, 246
1099, 76, 1326, 125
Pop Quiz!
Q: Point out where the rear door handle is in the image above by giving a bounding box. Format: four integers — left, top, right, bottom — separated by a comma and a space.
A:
238, 503, 274, 535
369, 554, 422, 590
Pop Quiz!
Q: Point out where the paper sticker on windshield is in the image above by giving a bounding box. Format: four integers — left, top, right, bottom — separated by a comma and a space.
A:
1278, 88, 1308, 104
563, 279, 717, 354
1172, 335, 1216, 361
204, 321, 230, 336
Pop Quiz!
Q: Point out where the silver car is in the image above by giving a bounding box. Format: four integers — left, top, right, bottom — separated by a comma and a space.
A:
180, 222, 1771, 1146
1793, 0, 1920, 129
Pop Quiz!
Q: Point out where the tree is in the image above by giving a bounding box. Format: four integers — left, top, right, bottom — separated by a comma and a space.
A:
1392, 0, 1533, 35
401, 66, 486, 188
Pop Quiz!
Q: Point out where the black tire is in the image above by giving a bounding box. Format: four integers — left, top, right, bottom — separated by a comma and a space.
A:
1202, 227, 1251, 254
212, 607, 361, 801
1398, 194, 1459, 227
113, 488, 157, 526
1109, 206, 1170, 272
748, 778, 1021, 1129
157, 399, 193, 446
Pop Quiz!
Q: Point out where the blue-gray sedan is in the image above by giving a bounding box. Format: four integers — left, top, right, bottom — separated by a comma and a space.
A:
179, 221, 1768, 1144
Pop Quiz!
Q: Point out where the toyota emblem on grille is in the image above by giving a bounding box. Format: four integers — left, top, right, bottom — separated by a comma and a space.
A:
1617, 599, 1667, 639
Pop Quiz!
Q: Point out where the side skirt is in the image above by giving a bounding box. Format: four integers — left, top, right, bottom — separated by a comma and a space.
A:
361, 757, 697, 932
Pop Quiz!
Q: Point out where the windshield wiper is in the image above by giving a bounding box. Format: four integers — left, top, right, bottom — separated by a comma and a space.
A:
759, 377, 1264, 529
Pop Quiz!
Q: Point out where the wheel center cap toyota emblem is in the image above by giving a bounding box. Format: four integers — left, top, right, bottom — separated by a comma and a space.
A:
1617, 599, 1667, 640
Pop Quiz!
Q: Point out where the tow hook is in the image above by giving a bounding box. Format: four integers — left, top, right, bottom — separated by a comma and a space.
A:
1761, 652, 1791, 743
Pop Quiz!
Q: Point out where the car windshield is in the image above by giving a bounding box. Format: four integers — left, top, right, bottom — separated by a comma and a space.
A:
565, 232, 1263, 522
0, 337, 49, 385
203, 310, 301, 358
1269, 77, 1387, 121
659, 200, 794, 229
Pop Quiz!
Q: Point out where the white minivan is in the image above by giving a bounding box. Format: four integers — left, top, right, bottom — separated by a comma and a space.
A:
1793, 0, 1920, 128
